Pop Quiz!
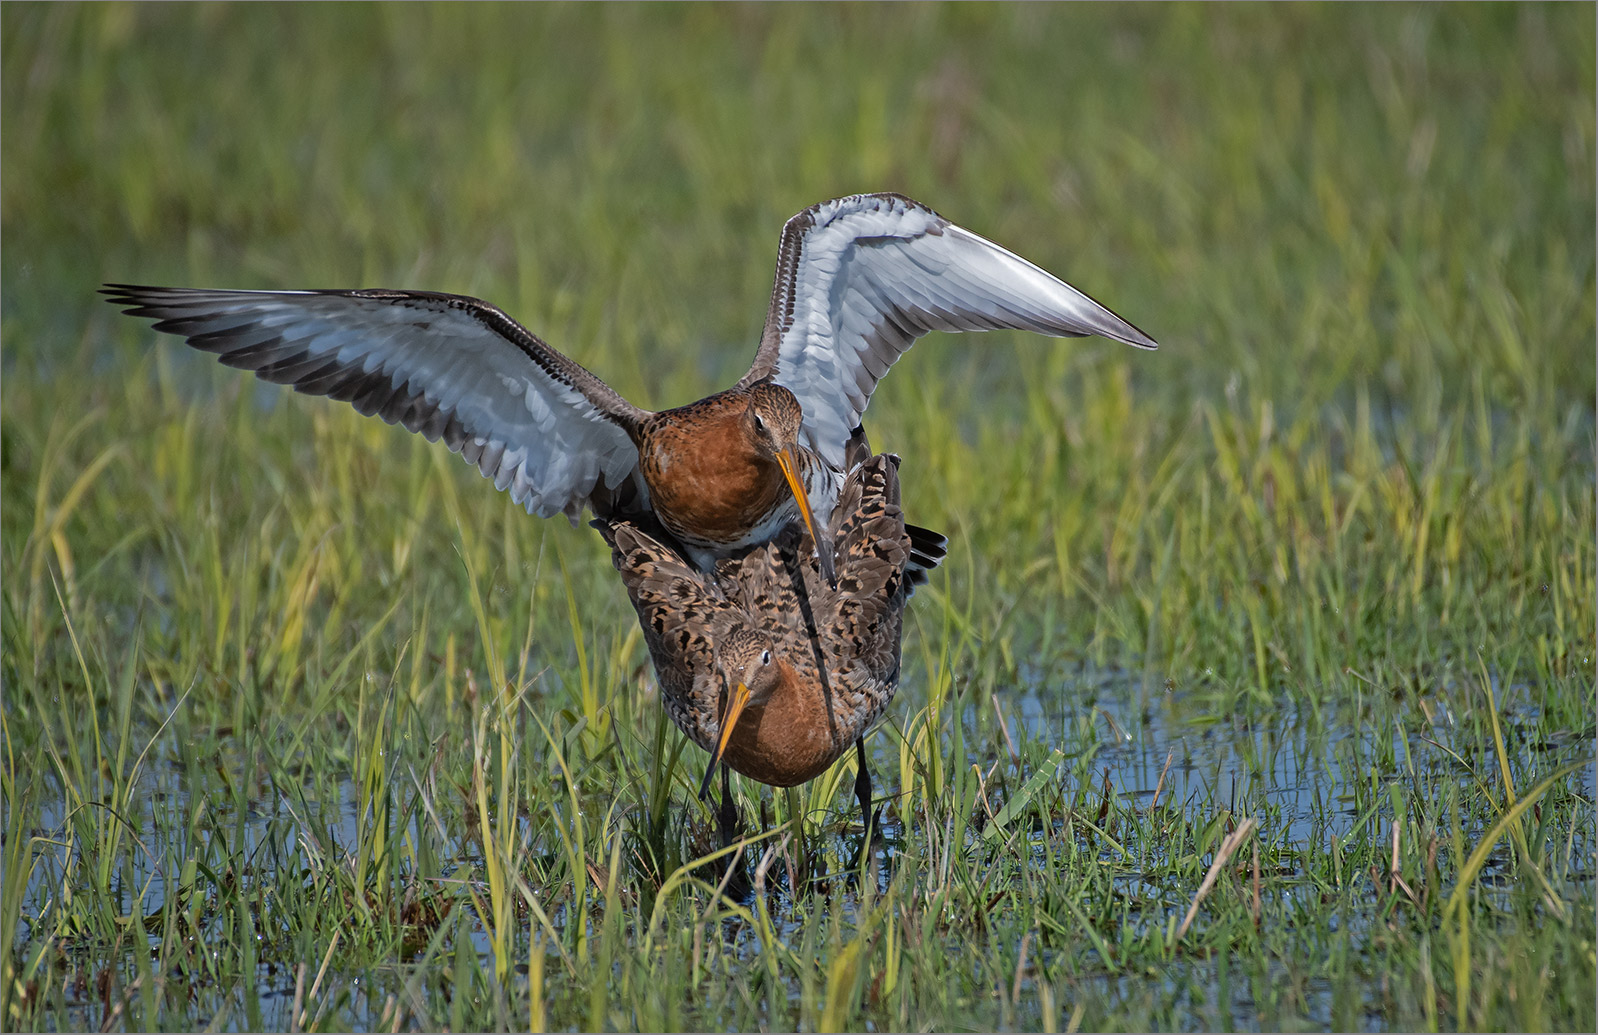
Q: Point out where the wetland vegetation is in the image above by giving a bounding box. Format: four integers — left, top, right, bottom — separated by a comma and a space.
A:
3, 4, 1594, 1030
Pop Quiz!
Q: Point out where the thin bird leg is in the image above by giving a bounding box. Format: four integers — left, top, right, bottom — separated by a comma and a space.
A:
854, 738, 877, 840
713, 762, 753, 900
717, 763, 741, 849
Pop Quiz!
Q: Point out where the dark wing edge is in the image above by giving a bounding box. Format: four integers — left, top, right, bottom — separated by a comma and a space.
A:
103, 284, 653, 523
740, 192, 929, 388
736, 193, 1159, 468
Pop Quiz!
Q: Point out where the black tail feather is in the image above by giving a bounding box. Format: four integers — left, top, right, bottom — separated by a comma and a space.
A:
904, 522, 948, 592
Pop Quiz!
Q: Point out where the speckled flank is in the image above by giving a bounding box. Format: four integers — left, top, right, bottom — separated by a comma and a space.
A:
596, 454, 918, 788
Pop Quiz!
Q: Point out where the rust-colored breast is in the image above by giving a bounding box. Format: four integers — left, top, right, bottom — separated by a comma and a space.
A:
640, 398, 788, 546
717, 658, 850, 787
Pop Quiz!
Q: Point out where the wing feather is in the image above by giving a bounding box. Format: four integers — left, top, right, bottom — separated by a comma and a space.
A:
104, 285, 653, 522
740, 193, 1158, 467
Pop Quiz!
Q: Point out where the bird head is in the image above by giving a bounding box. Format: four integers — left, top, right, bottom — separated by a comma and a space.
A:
745, 382, 836, 586
698, 628, 782, 801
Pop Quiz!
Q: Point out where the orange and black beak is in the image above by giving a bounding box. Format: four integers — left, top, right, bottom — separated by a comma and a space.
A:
775, 446, 837, 587
698, 680, 753, 801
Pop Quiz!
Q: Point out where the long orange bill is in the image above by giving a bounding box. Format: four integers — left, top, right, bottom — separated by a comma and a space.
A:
775, 446, 837, 587
698, 681, 753, 801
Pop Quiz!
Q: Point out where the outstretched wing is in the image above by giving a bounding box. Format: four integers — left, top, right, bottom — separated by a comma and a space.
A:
104, 285, 652, 522
738, 193, 1159, 468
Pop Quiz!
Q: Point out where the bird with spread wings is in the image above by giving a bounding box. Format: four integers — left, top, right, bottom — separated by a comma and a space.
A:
105, 193, 1157, 558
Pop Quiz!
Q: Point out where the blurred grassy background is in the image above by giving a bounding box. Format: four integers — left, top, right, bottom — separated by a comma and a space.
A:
6, 3, 1592, 402
6, 1, 1593, 655
2, 4, 1594, 1031
4, 2, 1592, 691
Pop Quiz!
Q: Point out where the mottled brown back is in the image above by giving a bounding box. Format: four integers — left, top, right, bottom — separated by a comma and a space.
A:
595, 454, 917, 778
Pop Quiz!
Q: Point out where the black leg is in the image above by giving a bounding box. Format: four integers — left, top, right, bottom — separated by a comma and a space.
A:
717, 763, 741, 848
847, 738, 887, 875
854, 738, 878, 841
714, 764, 753, 900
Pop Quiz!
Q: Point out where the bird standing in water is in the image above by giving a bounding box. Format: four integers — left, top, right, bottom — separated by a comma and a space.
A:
596, 452, 928, 843
104, 192, 1157, 577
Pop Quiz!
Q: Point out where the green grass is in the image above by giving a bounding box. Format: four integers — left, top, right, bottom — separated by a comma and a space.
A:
3, 3, 1594, 1031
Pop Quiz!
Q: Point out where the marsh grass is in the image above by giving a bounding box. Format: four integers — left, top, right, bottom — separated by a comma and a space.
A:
3, 3, 1594, 1031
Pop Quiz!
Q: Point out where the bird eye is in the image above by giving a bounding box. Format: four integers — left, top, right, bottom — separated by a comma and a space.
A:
753, 412, 767, 433
760, 650, 772, 665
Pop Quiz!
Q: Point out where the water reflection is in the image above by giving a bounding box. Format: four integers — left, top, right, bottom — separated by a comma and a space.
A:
14, 662, 1594, 1031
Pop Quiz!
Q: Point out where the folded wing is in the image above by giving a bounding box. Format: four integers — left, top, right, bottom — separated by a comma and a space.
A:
739, 193, 1158, 468
103, 285, 652, 522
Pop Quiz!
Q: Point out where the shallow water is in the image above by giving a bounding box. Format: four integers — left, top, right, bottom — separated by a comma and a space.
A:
15, 661, 1595, 1031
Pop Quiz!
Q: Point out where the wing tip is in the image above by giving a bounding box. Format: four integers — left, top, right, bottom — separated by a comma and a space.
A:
100, 283, 180, 317
1112, 321, 1160, 351
100, 282, 153, 302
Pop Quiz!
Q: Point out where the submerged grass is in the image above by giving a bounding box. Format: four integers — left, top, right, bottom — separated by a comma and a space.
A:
3, 3, 1594, 1031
